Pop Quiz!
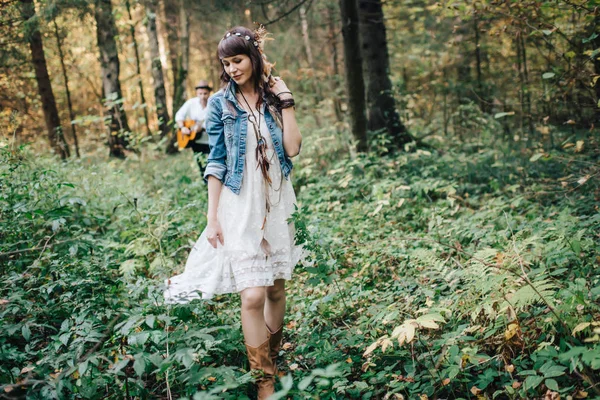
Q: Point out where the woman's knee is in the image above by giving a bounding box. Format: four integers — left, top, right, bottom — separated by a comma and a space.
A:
266, 280, 285, 302
241, 287, 266, 310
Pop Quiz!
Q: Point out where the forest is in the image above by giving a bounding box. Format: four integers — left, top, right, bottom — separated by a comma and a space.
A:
1, 0, 599, 398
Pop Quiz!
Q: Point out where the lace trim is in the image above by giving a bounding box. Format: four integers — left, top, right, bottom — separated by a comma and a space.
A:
164, 245, 305, 303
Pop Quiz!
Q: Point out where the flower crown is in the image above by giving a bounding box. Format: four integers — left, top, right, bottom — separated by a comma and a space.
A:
223, 26, 275, 84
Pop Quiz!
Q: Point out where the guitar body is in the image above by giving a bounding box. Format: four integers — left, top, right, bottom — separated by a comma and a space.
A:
176, 119, 198, 150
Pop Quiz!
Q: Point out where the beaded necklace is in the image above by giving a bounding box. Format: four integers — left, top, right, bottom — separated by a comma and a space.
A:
237, 89, 283, 225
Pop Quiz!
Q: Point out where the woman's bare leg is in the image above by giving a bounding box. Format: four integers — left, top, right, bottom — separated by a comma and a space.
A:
264, 279, 286, 331
240, 287, 268, 346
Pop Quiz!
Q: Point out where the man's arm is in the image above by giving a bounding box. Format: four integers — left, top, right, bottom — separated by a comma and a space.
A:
174, 99, 191, 128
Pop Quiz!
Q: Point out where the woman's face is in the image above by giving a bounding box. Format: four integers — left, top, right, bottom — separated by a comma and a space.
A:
221, 54, 253, 87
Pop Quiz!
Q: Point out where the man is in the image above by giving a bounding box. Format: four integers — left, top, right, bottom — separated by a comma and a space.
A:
175, 80, 212, 174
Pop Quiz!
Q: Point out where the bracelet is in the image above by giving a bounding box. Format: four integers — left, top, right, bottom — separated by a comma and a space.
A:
276, 91, 293, 98
280, 98, 296, 109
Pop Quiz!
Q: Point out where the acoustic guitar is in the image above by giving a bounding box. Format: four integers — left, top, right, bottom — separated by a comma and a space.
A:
176, 119, 199, 150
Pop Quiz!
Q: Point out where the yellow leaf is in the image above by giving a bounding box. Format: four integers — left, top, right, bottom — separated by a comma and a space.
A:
505, 364, 515, 373
418, 320, 439, 329
576, 140, 584, 153
363, 341, 379, 357
577, 176, 589, 185
397, 331, 407, 346
381, 338, 393, 353
471, 386, 482, 395
442, 378, 451, 385
405, 322, 416, 343
572, 322, 591, 335
504, 322, 519, 340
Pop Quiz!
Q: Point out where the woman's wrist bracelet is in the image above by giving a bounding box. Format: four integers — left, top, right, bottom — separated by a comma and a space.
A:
276, 91, 293, 98
280, 98, 296, 109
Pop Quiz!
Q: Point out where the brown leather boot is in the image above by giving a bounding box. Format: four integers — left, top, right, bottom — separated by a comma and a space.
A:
266, 324, 283, 372
245, 339, 276, 399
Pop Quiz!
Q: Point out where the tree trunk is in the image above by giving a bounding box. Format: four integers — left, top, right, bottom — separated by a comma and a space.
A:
173, 0, 189, 113
326, 3, 343, 122
95, 0, 131, 158
519, 32, 533, 135
52, 17, 80, 158
299, 4, 322, 127
339, 0, 368, 152
125, 0, 150, 136
21, 0, 70, 159
358, 0, 410, 150
473, 13, 486, 113
300, 5, 314, 67
162, 0, 179, 105
590, 16, 600, 124
166, 0, 189, 154
145, 0, 171, 138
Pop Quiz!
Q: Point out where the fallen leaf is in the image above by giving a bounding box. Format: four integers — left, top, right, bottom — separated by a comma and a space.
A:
442, 378, 451, 386
572, 322, 591, 335
471, 386, 482, 395
505, 364, 515, 373
282, 342, 292, 350
289, 363, 299, 371
512, 381, 522, 389
576, 140, 584, 153
207, 376, 216, 382
20, 366, 34, 374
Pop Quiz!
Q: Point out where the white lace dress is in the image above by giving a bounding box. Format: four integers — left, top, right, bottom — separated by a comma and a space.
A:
164, 115, 303, 303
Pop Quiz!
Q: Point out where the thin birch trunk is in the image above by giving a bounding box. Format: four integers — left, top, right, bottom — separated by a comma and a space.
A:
52, 17, 80, 157
299, 4, 321, 127
327, 3, 343, 122
125, 0, 150, 136
145, 0, 170, 138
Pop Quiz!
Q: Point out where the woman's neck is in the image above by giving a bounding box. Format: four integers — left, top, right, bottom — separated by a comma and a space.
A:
237, 81, 257, 98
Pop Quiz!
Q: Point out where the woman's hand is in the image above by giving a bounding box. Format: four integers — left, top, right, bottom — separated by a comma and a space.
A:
270, 77, 293, 100
206, 219, 224, 248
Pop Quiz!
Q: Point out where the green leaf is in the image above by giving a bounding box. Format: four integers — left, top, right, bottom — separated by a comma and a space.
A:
494, 112, 515, 119
112, 359, 130, 374
545, 378, 559, 391
134, 357, 146, 376
22, 325, 31, 342
530, 153, 543, 162
582, 32, 598, 44
524, 375, 544, 390
298, 376, 313, 391
78, 360, 89, 376
542, 72, 555, 79
145, 315, 156, 329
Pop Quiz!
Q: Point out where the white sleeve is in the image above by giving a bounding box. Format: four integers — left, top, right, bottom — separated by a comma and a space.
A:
175, 100, 191, 122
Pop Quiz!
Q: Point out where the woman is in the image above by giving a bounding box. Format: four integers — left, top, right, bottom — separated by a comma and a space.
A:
165, 26, 303, 399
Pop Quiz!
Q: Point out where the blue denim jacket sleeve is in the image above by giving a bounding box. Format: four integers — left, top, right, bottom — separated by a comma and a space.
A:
203, 95, 227, 183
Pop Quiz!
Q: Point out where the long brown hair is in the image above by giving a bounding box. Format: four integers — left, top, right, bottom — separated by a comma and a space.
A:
217, 26, 280, 112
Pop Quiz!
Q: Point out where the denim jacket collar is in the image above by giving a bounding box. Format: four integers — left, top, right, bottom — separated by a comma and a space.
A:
223, 81, 246, 114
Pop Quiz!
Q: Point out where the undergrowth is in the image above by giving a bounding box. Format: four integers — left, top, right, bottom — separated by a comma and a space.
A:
1, 126, 599, 399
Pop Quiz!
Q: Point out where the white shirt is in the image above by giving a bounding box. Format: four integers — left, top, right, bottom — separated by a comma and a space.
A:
175, 97, 208, 144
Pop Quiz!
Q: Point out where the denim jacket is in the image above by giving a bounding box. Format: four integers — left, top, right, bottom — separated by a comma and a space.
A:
203, 82, 294, 194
